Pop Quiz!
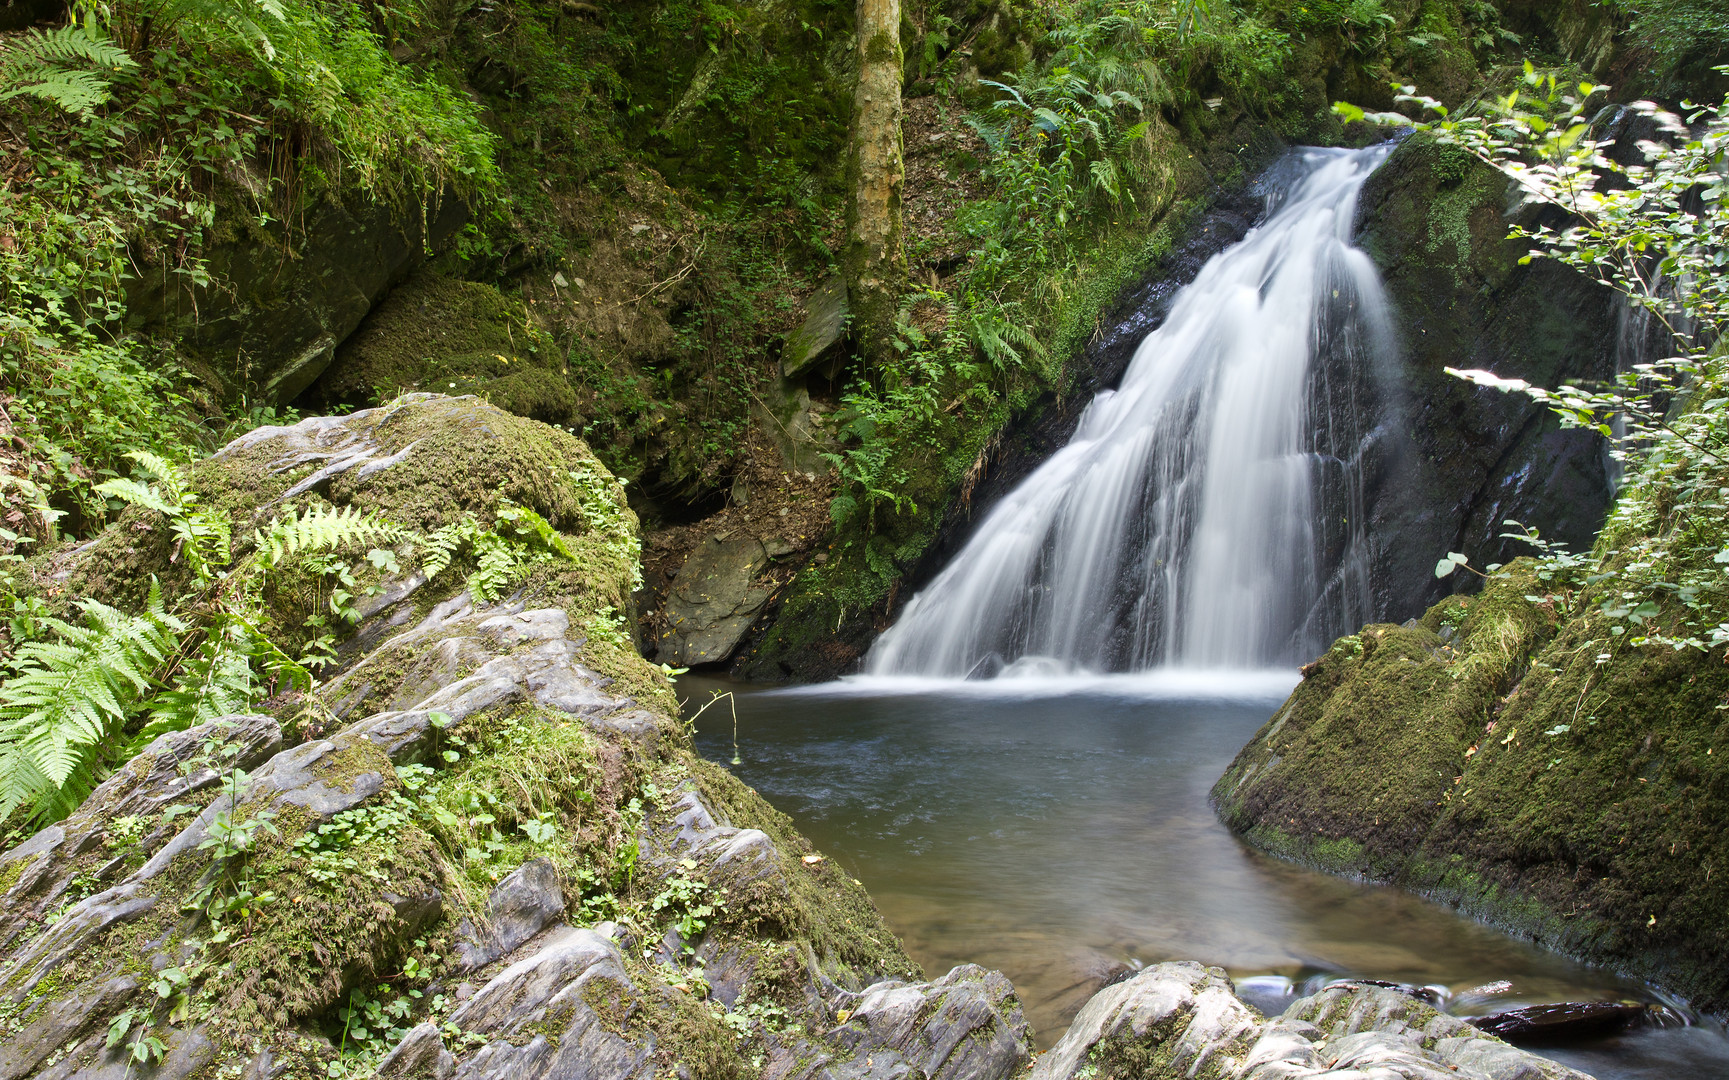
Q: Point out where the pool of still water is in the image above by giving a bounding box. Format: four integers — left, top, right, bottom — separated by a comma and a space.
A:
681, 671, 1729, 1080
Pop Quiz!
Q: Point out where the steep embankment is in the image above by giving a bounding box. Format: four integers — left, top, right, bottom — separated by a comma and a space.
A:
1214, 564, 1729, 1015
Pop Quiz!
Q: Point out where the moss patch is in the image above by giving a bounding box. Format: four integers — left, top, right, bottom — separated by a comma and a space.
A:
310, 273, 577, 427
1215, 562, 1729, 1012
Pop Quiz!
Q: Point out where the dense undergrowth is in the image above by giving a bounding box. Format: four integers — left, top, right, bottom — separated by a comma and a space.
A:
0, 0, 494, 535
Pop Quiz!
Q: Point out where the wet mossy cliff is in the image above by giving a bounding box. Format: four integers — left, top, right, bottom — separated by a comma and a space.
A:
0, 397, 1047, 1080
1351, 131, 1619, 621
1213, 562, 1729, 1015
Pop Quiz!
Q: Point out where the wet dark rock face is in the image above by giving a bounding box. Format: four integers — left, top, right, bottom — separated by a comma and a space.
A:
1351, 132, 1618, 624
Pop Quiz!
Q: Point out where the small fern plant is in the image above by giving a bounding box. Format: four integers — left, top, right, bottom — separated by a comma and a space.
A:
0, 585, 183, 825
0, 24, 136, 117
423, 498, 577, 603
97, 451, 230, 585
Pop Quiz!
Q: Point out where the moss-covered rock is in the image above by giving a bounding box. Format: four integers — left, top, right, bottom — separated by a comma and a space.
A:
0, 401, 1041, 1080
1214, 564, 1729, 1014
306, 273, 579, 428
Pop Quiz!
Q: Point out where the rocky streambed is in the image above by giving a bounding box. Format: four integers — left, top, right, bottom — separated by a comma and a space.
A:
0, 399, 1634, 1079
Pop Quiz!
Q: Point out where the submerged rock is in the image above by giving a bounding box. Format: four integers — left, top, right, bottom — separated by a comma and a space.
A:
1468, 1002, 1647, 1044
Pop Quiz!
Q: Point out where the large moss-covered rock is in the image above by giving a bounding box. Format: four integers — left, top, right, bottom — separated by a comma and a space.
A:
304, 273, 579, 427
1213, 565, 1729, 1015
126, 193, 468, 406
0, 400, 1060, 1080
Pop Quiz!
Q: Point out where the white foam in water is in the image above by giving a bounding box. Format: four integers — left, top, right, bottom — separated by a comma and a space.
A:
775, 667, 1301, 702
866, 146, 1395, 678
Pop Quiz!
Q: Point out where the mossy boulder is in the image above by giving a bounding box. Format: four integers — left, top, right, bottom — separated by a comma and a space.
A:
1214, 565, 1729, 1014
0, 400, 1054, 1080
125, 192, 469, 406
305, 273, 579, 427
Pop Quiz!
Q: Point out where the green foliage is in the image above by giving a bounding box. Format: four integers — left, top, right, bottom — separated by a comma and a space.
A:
0, 586, 182, 823
1375, 68, 1729, 657
0, 0, 498, 536
1612, 0, 1729, 86
425, 496, 580, 603
0, 24, 136, 115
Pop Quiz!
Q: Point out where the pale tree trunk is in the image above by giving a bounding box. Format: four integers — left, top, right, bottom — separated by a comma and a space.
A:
843, 0, 906, 365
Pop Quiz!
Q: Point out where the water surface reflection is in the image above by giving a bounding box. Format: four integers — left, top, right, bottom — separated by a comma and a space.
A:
682, 673, 1729, 1079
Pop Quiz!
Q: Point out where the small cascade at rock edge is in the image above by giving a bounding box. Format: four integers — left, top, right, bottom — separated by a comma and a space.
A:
867, 145, 1397, 678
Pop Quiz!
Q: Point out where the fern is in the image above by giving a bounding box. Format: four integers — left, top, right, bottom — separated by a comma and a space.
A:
423, 517, 479, 582
495, 500, 574, 560
142, 0, 288, 60
419, 503, 581, 603
97, 452, 231, 583
252, 504, 410, 570
0, 586, 183, 825
141, 624, 258, 739
0, 25, 136, 117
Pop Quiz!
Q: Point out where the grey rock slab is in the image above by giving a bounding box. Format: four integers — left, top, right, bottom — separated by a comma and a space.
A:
1029, 961, 1260, 1080
457, 857, 567, 972
450, 928, 630, 1035
827, 965, 1033, 1080
659, 535, 772, 666
378, 1022, 456, 1079
642, 788, 780, 888
0, 714, 281, 952
1027, 973, 1601, 1080
35, 1024, 216, 1080
449, 929, 659, 1080
782, 274, 849, 379
0, 974, 141, 1080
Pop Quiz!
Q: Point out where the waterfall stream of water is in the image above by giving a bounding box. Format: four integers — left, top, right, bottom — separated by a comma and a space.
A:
868, 146, 1396, 677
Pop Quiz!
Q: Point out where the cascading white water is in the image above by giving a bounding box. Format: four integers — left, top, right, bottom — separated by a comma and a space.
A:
867, 146, 1396, 677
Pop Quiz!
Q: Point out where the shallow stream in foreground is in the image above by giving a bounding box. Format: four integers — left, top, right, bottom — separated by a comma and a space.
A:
681, 672, 1729, 1080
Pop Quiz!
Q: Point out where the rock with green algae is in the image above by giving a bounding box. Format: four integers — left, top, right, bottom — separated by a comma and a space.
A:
0, 399, 1040, 1080
1213, 564, 1729, 1016
304, 273, 578, 428
1028, 964, 1594, 1080
124, 195, 469, 408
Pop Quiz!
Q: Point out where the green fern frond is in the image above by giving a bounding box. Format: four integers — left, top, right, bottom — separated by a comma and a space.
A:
423, 517, 481, 580
466, 532, 524, 603
0, 25, 136, 117
253, 504, 410, 570
495, 500, 574, 560
0, 588, 183, 826
152, 0, 286, 60
141, 623, 257, 740
94, 477, 178, 516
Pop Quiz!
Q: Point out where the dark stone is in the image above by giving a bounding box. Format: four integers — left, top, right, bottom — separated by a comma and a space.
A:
125, 193, 468, 405
659, 535, 772, 666
782, 275, 850, 379
1351, 132, 1616, 624
1468, 1001, 1647, 1044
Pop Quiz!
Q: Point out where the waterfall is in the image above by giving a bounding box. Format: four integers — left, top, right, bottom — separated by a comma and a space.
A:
867, 146, 1396, 678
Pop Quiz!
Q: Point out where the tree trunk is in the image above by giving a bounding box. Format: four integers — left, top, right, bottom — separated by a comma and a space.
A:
843, 0, 906, 366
